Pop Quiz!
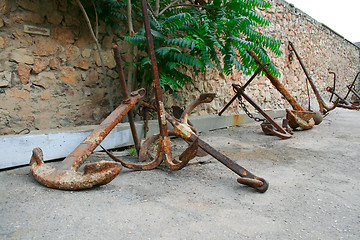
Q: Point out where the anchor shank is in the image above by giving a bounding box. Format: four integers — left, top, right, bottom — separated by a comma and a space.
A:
344, 72, 360, 100
190, 135, 255, 179
248, 50, 305, 111
219, 63, 268, 116
140, 0, 169, 140
288, 41, 328, 113
58, 91, 144, 171
233, 85, 287, 134
113, 45, 141, 154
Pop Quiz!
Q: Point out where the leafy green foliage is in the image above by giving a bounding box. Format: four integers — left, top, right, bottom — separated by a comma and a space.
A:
93, 0, 127, 30
125, 146, 137, 156
125, 1, 282, 94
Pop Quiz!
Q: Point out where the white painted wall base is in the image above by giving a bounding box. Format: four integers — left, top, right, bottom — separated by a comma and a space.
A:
0, 111, 285, 169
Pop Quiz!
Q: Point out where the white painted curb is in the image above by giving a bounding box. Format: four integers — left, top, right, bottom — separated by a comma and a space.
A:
0, 111, 285, 169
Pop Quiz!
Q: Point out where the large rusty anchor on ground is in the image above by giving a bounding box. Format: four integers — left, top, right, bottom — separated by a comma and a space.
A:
327, 71, 360, 110
29, 88, 145, 190
288, 41, 337, 121
30, 0, 268, 192
248, 50, 316, 130
103, 93, 269, 192
219, 63, 293, 139
101, 0, 269, 193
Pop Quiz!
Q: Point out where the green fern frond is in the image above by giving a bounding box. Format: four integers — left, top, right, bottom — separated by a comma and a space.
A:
124, 0, 282, 93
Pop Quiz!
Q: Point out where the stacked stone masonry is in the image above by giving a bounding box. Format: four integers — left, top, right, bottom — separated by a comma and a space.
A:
0, 0, 359, 135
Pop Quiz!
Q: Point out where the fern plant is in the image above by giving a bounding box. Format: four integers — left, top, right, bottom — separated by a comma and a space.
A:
125, 0, 282, 94
93, 0, 127, 30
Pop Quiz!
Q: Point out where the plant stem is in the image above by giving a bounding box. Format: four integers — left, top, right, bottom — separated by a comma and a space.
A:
76, 0, 114, 110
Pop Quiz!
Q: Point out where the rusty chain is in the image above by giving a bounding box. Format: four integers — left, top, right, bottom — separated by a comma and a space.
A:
233, 85, 265, 122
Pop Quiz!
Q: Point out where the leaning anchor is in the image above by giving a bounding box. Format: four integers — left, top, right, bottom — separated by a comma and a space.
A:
248, 50, 316, 130
288, 41, 337, 122
327, 71, 360, 110
103, 93, 269, 193
29, 89, 145, 190
30, 0, 269, 193
219, 63, 293, 139
101, 0, 269, 193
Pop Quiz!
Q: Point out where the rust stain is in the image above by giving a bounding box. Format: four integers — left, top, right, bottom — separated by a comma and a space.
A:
232, 114, 244, 126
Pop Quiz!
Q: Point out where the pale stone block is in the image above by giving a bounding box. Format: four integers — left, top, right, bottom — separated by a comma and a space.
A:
32, 72, 56, 89
33, 37, 58, 56
59, 67, 78, 86
10, 49, 34, 64
81, 48, 92, 58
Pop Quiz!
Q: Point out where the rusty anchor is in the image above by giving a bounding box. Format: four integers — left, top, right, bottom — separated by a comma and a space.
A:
248, 50, 316, 130
30, 40, 147, 190
30, 89, 145, 190
327, 71, 360, 110
288, 41, 337, 122
103, 93, 269, 192
219, 63, 292, 139
101, 0, 269, 193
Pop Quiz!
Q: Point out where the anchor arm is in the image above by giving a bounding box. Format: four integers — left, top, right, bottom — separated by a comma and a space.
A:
30, 89, 145, 190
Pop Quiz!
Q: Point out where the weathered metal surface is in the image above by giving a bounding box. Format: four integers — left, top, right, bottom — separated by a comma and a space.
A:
329, 71, 337, 103
327, 71, 359, 109
344, 72, 360, 100
286, 109, 316, 130
248, 50, 304, 111
219, 64, 292, 139
218, 63, 269, 116
248, 50, 316, 130
30, 148, 122, 190
99, 1, 269, 193
140, 0, 169, 141
288, 41, 337, 117
113, 45, 140, 154
140, 0, 173, 170
105, 93, 269, 192
347, 86, 360, 102
234, 84, 292, 139
181, 93, 216, 123
179, 138, 199, 163
190, 135, 268, 193
30, 89, 145, 190
326, 87, 360, 110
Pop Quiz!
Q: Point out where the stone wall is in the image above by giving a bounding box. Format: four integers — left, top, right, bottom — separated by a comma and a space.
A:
1, 0, 359, 135
0, 0, 134, 135
166, 0, 360, 116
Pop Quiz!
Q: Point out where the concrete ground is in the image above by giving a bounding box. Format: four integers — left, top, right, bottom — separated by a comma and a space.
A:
1, 108, 359, 239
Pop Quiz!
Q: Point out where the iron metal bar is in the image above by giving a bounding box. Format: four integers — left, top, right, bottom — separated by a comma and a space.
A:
248, 50, 316, 130
347, 85, 360, 100
326, 87, 351, 105
248, 50, 305, 111
344, 72, 360, 100
218, 63, 269, 116
329, 71, 336, 102
56, 90, 145, 171
113, 45, 140, 155
232, 84, 291, 139
189, 135, 268, 193
140, 0, 169, 140
288, 41, 334, 115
